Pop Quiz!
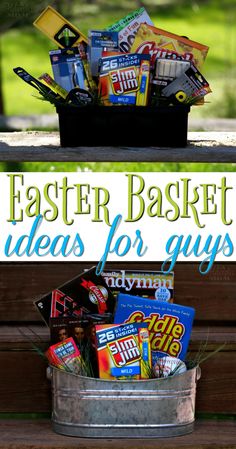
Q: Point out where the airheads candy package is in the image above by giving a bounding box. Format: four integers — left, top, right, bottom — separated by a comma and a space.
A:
114, 294, 195, 365
96, 322, 151, 380
98, 53, 151, 105
106, 7, 154, 53
131, 23, 209, 69
102, 270, 174, 302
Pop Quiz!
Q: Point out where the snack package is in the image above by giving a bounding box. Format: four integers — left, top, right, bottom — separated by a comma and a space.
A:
98, 53, 151, 106
88, 30, 119, 76
161, 63, 211, 104
152, 59, 191, 90
96, 322, 151, 380
35, 266, 116, 325
114, 294, 195, 365
131, 23, 209, 69
102, 269, 174, 302
107, 7, 154, 53
46, 337, 82, 374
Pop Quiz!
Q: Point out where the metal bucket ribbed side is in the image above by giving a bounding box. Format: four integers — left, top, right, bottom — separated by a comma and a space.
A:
50, 365, 200, 438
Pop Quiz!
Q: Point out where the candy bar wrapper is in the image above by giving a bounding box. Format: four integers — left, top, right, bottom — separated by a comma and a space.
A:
46, 337, 82, 374
102, 270, 174, 302
35, 266, 116, 325
131, 23, 209, 69
114, 294, 195, 365
98, 53, 150, 106
106, 7, 154, 53
96, 323, 151, 380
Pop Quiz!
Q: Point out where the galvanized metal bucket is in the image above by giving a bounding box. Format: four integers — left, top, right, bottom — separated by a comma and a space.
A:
49, 364, 201, 438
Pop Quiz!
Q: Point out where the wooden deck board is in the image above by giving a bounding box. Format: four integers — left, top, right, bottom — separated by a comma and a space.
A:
0, 131, 236, 162
0, 419, 236, 449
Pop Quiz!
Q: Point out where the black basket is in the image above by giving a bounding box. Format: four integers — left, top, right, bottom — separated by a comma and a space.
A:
57, 104, 190, 147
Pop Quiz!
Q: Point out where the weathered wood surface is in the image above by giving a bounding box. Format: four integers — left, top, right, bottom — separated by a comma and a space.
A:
0, 262, 235, 322
0, 419, 236, 449
1, 324, 236, 349
0, 131, 236, 162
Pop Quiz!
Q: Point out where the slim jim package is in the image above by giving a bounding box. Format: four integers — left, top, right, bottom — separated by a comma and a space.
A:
131, 23, 209, 69
96, 323, 151, 380
114, 293, 195, 365
102, 269, 174, 302
98, 53, 151, 105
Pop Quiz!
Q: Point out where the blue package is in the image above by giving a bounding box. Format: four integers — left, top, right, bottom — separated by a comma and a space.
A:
114, 293, 195, 364
50, 48, 86, 91
88, 30, 119, 76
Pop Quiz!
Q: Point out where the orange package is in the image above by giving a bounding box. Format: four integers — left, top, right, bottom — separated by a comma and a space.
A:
131, 23, 209, 69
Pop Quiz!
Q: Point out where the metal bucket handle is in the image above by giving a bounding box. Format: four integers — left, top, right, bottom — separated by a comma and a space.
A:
46, 366, 52, 381
196, 366, 201, 381
47, 364, 201, 381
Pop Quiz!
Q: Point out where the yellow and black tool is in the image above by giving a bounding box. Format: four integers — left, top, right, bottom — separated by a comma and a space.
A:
175, 91, 187, 103
33, 6, 87, 49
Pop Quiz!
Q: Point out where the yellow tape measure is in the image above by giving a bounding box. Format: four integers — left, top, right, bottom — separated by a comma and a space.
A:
175, 90, 187, 103
33, 6, 88, 48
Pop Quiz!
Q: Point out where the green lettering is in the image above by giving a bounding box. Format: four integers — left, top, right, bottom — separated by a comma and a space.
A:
92, 187, 110, 225
219, 177, 233, 225
44, 182, 59, 221
165, 182, 180, 222
147, 186, 163, 217
125, 174, 145, 222
7, 174, 24, 222
181, 178, 203, 228
75, 184, 90, 214
201, 184, 216, 214
25, 186, 41, 218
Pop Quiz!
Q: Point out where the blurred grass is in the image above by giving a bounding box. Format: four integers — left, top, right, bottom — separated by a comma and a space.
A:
1, 161, 236, 172
2, 0, 236, 117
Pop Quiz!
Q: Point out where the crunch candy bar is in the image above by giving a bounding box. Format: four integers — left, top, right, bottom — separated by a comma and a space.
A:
131, 23, 209, 69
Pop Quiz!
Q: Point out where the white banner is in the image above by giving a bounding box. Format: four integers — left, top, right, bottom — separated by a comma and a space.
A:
0, 172, 235, 274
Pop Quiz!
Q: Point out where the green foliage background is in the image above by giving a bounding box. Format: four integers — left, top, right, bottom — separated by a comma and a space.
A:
2, 0, 236, 118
